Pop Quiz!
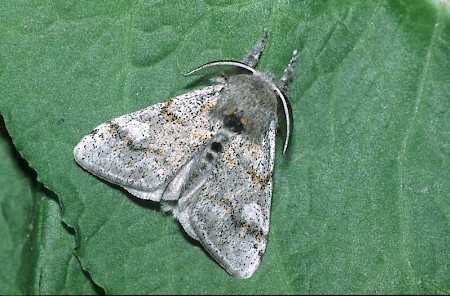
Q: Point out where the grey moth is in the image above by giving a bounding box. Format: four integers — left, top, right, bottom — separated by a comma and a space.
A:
74, 30, 297, 278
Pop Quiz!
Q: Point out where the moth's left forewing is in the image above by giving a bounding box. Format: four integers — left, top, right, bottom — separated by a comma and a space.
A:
177, 121, 276, 278
74, 85, 224, 201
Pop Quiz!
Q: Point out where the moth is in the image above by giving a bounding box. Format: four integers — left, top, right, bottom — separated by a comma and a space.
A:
74, 30, 297, 278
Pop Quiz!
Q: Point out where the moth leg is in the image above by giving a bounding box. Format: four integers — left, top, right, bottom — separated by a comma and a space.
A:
161, 156, 198, 201
124, 185, 166, 201
241, 29, 268, 68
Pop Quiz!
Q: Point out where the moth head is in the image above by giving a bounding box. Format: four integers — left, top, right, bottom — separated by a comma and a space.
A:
183, 50, 298, 155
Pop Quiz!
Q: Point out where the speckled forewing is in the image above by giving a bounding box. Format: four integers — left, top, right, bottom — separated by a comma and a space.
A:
177, 121, 276, 278
74, 85, 223, 201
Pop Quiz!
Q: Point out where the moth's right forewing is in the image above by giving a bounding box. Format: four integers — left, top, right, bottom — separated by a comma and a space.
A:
74, 85, 224, 201
173, 122, 276, 278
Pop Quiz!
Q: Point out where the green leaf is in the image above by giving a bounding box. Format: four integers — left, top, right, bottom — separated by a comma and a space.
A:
0, 122, 34, 295
1, 0, 449, 294
27, 188, 99, 294
0, 119, 98, 294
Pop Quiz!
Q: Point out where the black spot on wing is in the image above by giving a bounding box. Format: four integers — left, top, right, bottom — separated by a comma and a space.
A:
211, 141, 223, 153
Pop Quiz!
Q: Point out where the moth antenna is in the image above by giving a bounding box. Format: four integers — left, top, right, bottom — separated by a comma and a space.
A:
183, 60, 255, 77
272, 86, 292, 156
241, 29, 269, 68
